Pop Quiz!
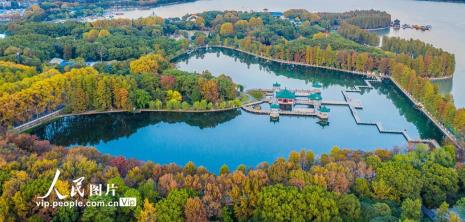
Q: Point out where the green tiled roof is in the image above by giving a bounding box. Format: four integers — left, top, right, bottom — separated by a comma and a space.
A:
319, 106, 330, 112
270, 103, 280, 109
308, 93, 322, 101
273, 82, 281, 87
276, 89, 296, 99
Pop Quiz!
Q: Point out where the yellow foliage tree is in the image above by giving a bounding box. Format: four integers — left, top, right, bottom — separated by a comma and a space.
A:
98, 29, 110, 38
167, 90, 182, 102
220, 23, 234, 37
84, 29, 99, 42
129, 53, 167, 75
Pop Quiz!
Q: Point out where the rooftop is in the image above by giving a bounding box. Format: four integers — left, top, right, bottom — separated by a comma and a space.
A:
270, 103, 280, 109
308, 93, 322, 101
319, 106, 331, 113
276, 88, 296, 99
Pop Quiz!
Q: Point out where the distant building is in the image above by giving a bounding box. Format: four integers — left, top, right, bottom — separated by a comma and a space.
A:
392, 19, 401, 29
0, 0, 11, 8
272, 82, 281, 91
270, 11, 283, 18
49, 58, 64, 65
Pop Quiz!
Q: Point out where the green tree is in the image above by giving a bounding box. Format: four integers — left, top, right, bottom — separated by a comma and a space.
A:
134, 89, 151, 109
421, 162, 459, 208
82, 195, 117, 222
155, 189, 193, 222
401, 198, 422, 221
337, 194, 361, 222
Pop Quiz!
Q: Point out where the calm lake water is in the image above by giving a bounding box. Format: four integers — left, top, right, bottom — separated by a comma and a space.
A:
110, 0, 465, 108
30, 48, 443, 172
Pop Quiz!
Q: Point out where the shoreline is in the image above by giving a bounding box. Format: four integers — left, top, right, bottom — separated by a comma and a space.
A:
188, 45, 380, 78
364, 26, 391, 31
14, 106, 246, 133
429, 75, 454, 80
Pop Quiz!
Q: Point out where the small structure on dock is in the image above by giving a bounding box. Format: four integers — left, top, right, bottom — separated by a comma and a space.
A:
270, 103, 280, 120
273, 82, 281, 91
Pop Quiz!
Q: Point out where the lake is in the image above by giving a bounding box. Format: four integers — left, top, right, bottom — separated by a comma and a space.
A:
30, 48, 443, 172
108, 0, 465, 108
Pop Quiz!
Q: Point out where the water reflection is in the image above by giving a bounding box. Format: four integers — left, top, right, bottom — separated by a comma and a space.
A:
30, 110, 241, 146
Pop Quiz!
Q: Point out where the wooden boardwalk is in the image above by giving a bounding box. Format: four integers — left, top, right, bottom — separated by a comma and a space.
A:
13, 109, 64, 132
241, 102, 328, 119
343, 77, 441, 148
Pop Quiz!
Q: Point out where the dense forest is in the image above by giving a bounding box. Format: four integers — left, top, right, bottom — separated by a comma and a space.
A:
337, 22, 379, 46
317, 10, 392, 29
0, 133, 464, 221
0, 57, 239, 128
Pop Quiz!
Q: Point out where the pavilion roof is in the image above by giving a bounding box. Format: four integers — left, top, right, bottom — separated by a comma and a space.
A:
276, 89, 296, 99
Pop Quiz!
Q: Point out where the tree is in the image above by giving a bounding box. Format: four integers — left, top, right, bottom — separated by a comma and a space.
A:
220, 23, 234, 37
160, 75, 176, 90
353, 178, 370, 197
82, 195, 117, 222
155, 189, 193, 222
220, 164, 229, 175
194, 17, 205, 29
200, 79, 219, 103
401, 198, 422, 221
130, 53, 168, 75
436, 202, 449, 222
138, 179, 158, 203
421, 162, 459, 208
139, 199, 157, 222
84, 29, 99, 42
337, 194, 361, 222
374, 161, 422, 201
134, 89, 151, 109
253, 185, 340, 221
184, 197, 207, 222
167, 90, 182, 102
98, 29, 110, 38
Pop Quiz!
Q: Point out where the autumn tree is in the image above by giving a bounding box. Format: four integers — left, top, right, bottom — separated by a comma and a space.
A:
130, 54, 168, 75
184, 197, 207, 222
220, 23, 234, 37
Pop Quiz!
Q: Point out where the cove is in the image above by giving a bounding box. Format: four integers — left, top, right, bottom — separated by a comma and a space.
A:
29, 47, 444, 173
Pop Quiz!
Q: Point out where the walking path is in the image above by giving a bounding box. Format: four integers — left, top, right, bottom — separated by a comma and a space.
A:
12, 106, 242, 133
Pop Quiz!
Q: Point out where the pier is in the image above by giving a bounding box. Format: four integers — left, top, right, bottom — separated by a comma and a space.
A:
13, 109, 64, 132
242, 101, 328, 119
344, 77, 441, 149
242, 78, 442, 149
